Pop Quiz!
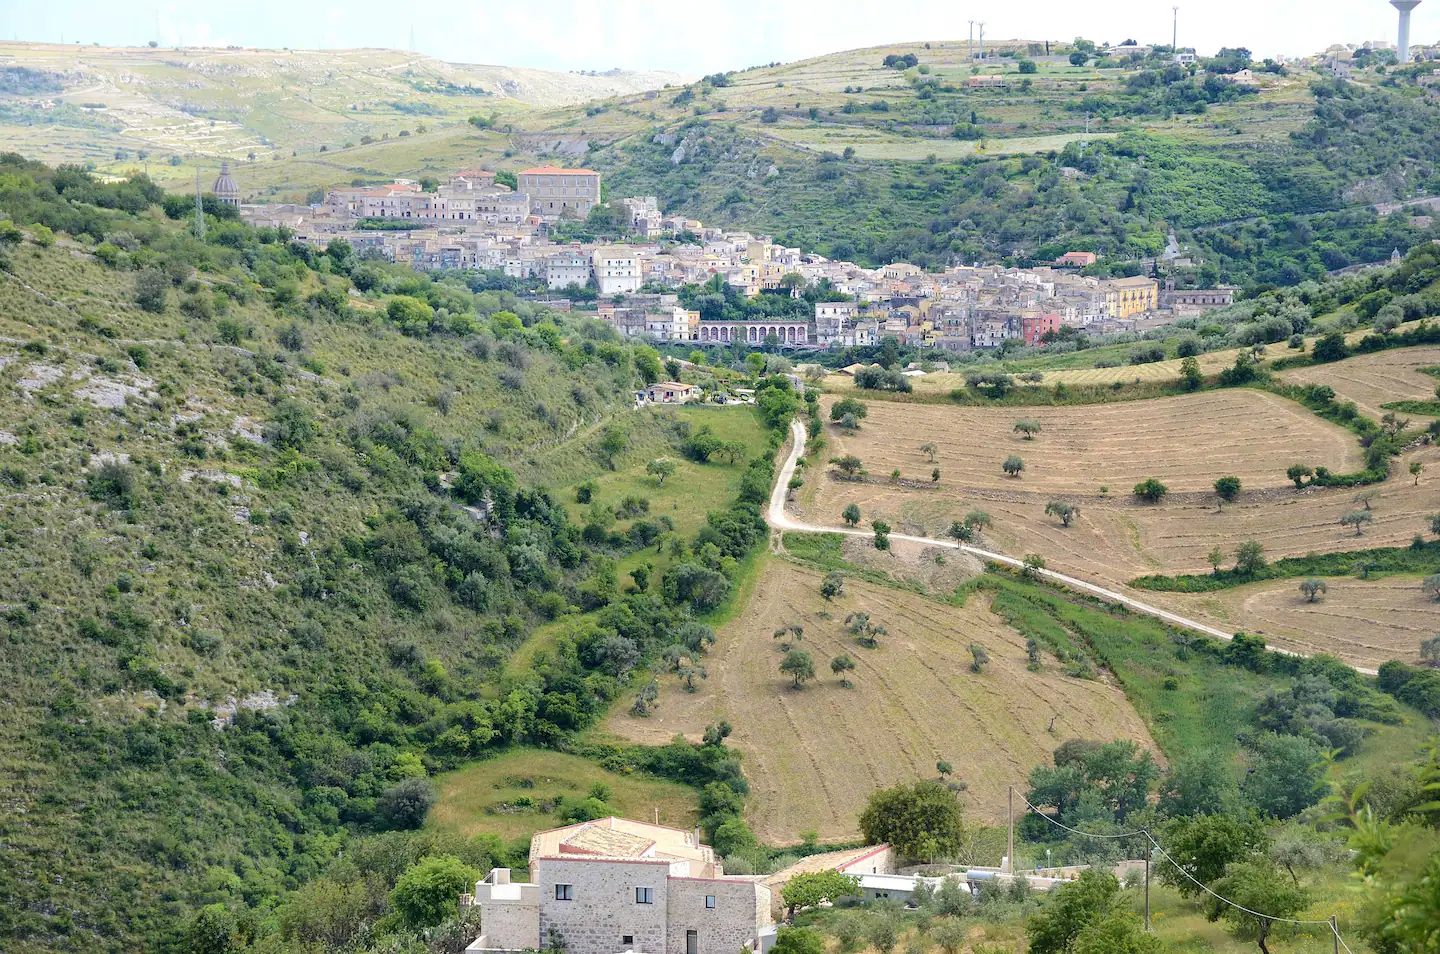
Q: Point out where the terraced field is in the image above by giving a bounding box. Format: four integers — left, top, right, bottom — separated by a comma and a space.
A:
1280, 346, 1440, 422
1152, 576, 1439, 670
601, 559, 1156, 843
819, 390, 1362, 495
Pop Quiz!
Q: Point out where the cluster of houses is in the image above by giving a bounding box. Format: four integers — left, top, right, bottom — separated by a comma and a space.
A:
237, 165, 1232, 353
459, 815, 1110, 954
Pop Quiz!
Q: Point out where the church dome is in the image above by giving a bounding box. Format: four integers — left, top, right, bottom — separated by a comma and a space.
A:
212, 161, 240, 206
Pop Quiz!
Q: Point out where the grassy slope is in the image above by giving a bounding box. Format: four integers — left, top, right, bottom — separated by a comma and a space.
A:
428, 749, 699, 844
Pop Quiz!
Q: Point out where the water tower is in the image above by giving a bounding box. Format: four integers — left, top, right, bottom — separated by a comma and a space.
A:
1393, 0, 1422, 63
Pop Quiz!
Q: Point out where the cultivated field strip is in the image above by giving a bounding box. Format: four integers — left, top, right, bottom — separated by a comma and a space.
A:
1153, 577, 1439, 669
822, 390, 1363, 494
1280, 346, 1440, 421
602, 562, 1156, 843
810, 440, 1440, 581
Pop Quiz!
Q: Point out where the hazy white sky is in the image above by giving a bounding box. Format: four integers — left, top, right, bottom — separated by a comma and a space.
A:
3, 1, 1433, 75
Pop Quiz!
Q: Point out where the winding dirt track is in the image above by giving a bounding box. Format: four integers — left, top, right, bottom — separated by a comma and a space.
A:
769, 419, 1381, 676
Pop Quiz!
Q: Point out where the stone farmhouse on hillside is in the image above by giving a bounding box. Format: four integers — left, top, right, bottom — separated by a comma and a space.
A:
463, 817, 775, 954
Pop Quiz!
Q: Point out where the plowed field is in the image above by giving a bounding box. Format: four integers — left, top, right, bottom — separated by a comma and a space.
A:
820, 390, 1363, 495
601, 560, 1156, 844
1280, 346, 1440, 422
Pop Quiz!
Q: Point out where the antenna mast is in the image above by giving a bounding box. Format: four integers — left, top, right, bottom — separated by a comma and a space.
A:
977, 22, 986, 61
968, 20, 975, 60
1172, 6, 1179, 52
193, 169, 206, 241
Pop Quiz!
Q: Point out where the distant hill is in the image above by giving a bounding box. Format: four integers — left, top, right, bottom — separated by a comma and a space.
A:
0, 42, 689, 169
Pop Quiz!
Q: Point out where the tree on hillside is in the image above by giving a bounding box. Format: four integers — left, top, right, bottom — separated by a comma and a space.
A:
1133, 478, 1168, 503
1214, 476, 1241, 511
1411, 461, 1425, 486
830, 396, 868, 423
598, 425, 629, 469
965, 510, 993, 531
1014, 419, 1042, 440
1235, 540, 1267, 576
821, 572, 845, 600
1046, 500, 1079, 527
390, 855, 479, 928
842, 503, 862, 526
1003, 455, 1026, 478
1207, 860, 1308, 954
1158, 814, 1269, 898
831, 654, 856, 688
835, 455, 863, 476
1027, 870, 1119, 954
780, 871, 861, 919
1420, 635, 1440, 665
1298, 578, 1328, 603
1208, 546, 1226, 574
780, 649, 815, 688
920, 442, 938, 462
969, 643, 990, 673
1353, 488, 1379, 511
1431, 513, 1440, 538
1022, 553, 1047, 579
1423, 574, 1440, 602
858, 780, 965, 862
1340, 510, 1373, 536
871, 519, 891, 551
646, 457, 676, 485
1244, 733, 1326, 819
1286, 464, 1313, 488
1180, 355, 1203, 391
949, 521, 973, 542
846, 611, 887, 648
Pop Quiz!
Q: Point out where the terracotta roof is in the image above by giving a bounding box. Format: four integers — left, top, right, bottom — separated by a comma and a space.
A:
519, 166, 599, 176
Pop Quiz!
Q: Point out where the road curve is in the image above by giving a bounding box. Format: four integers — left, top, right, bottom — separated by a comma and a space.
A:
768, 419, 1379, 676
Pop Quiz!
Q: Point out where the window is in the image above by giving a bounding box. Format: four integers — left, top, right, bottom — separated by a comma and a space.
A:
686, 930, 698, 954
555, 884, 573, 901
622, 936, 634, 947
705, 895, 716, 909
635, 886, 654, 904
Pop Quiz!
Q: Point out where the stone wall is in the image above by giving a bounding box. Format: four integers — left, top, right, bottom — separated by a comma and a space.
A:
666, 878, 771, 954
539, 858, 671, 954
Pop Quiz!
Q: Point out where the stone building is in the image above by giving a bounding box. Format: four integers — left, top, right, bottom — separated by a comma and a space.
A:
519, 166, 601, 219
463, 817, 772, 954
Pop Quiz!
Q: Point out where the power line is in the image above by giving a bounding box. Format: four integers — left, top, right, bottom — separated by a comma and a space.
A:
1014, 792, 1356, 949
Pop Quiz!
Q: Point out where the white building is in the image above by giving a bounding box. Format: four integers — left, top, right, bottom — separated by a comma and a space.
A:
594, 246, 643, 295
464, 817, 772, 954
546, 249, 593, 289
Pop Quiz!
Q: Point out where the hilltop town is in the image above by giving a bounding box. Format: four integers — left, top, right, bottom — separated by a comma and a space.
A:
230, 163, 1224, 354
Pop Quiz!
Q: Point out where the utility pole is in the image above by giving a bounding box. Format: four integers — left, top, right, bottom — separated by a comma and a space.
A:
1172, 6, 1179, 52
193, 169, 206, 241
968, 20, 975, 61
978, 22, 986, 62
1143, 842, 1152, 931
1006, 786, 1015, 875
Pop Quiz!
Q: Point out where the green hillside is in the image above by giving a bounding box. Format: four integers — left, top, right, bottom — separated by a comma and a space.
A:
0, 155, 785, 953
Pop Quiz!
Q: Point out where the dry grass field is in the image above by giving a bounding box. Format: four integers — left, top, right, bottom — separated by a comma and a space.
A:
806, 442, 1439, 579
1152, 576, 1439, 670
601, 559, 1156, 844
1280, 346, 1440, 422
820, 390, 1362, 495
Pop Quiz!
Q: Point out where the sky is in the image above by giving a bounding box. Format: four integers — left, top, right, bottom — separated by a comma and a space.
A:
1, 1, 1434, 76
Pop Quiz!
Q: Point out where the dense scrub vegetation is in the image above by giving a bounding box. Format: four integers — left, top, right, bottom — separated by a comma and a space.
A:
0, 155, 794, 953
588, 76, 1440, 284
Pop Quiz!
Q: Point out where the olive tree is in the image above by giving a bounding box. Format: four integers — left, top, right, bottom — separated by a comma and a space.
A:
1298, 579, 1327, 603
1045, 500, 1079, 527
1002, 455, 1025, 478
1014, 420, 1042, 440
780, 650, 815, 688
1339, 510, 1373, 536
1214, 475, 1241, 511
